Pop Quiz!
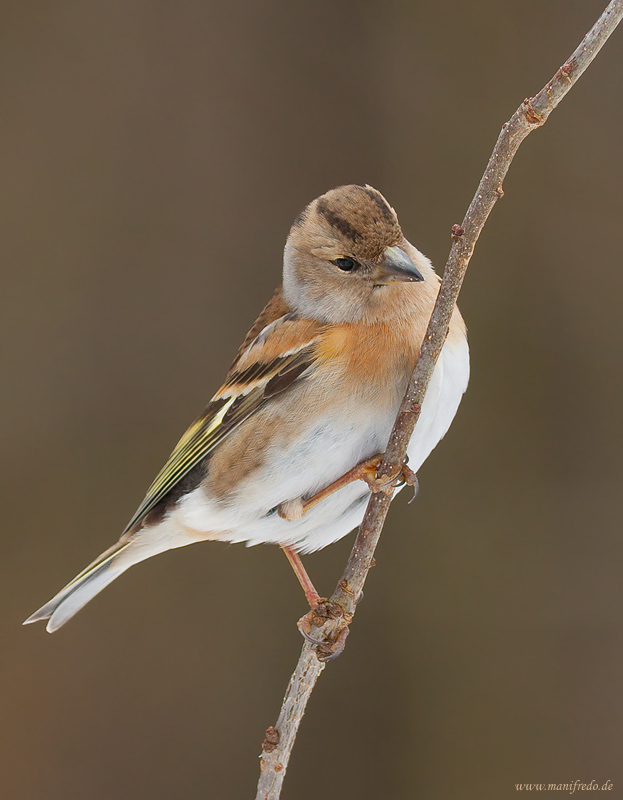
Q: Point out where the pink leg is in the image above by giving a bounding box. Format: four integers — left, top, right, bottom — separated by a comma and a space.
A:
281, 544, 321, 609
277, 454, 417, 522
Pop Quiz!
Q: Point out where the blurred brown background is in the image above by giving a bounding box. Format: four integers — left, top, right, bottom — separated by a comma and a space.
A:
2, 2, 622, 798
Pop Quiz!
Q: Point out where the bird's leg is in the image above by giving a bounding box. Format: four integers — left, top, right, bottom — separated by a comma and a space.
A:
280, 544, 352, 660
280, 544, 321, 609
278, 457, 417, 660
277, 454, 418, 521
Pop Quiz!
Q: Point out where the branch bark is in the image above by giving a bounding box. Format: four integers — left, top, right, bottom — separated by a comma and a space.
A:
255, 3, 623, 797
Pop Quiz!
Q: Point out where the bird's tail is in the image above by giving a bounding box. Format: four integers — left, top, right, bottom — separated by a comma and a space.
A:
24, 535, 156, 633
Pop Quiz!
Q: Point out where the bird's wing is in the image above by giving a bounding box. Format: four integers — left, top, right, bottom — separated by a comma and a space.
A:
229, 285, 291, 366
123, 301, 322, 534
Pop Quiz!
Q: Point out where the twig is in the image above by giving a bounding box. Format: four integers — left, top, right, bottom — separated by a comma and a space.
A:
255, 3, 623, 797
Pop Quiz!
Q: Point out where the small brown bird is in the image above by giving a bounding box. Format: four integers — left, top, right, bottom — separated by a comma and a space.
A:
25, 184, 469, 632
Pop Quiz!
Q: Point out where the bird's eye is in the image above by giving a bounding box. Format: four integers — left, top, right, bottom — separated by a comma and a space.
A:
331, 257, 358, 272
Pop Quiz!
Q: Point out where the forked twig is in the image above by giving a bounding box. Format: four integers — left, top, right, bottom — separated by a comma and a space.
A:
255, 3, 623, 797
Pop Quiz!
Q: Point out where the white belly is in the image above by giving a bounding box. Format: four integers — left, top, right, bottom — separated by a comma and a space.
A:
175, 333, 469, 554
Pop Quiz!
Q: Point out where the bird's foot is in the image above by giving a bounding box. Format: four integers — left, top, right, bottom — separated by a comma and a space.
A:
297, 600, 352, 662
360, 457, 418, 496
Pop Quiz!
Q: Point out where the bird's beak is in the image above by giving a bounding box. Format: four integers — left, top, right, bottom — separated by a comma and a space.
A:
375, 246, 424, 284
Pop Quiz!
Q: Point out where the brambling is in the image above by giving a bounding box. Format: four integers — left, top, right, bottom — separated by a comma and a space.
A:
25, 184, 469, 633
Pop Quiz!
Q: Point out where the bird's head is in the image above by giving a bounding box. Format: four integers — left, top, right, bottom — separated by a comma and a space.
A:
283, 184, 433, 324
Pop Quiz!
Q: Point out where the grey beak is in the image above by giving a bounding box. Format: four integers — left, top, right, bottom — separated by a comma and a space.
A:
377, 245, 424, 283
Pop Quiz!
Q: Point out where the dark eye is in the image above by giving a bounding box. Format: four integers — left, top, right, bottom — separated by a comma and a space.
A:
331, 257, 358, 272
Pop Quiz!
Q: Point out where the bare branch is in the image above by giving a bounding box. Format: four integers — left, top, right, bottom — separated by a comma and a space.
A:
255, 3, 623, 797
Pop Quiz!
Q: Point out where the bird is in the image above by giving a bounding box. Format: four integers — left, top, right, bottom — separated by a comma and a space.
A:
24, 184, 469, 634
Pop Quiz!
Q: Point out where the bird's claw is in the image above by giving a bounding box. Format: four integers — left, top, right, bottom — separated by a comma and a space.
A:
315, 626, 350, 661
361, 457, 418, 496
297, 600, 351, 661
407, 471, 420, 503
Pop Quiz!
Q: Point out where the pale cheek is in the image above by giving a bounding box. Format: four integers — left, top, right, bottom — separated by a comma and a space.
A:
364, 284, 401, 319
